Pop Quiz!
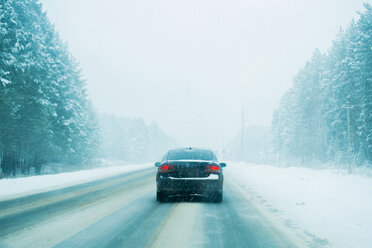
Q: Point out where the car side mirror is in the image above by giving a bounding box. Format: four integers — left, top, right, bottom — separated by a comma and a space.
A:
220, 162, 227, 167
155, 162, 161, 167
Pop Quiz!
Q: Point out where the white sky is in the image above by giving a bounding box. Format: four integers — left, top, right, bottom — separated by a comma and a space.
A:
42, 0, 366, 148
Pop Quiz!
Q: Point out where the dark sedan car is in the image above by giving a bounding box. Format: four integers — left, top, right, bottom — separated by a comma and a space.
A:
155, 147, 226, 202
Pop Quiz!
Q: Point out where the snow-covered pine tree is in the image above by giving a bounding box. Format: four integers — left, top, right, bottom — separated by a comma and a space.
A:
271, 4, 372, 167
0, 0, 99, 176
354, 3, 372, 163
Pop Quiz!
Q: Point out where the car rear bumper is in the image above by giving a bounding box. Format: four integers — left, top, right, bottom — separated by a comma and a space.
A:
157, 174, 223, 195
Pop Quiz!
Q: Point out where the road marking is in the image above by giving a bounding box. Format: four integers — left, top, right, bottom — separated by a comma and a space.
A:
0, 169, 153, 219
0, 177, 154, 248
150, 202, 204, 248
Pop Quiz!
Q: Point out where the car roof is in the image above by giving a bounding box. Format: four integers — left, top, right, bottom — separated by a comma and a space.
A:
169, 147, 212, 152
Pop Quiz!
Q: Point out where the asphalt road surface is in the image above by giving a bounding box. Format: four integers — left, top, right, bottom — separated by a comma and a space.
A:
0, 168, 302, 248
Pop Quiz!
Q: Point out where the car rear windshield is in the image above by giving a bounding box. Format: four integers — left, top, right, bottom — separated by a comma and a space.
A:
167, 150, 214, 161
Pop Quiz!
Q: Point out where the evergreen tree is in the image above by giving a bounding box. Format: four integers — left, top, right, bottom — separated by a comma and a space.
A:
98, 114, 175, 163
271, 4, 372, 167
0, 0, 99, 176
354, 3, 372, 162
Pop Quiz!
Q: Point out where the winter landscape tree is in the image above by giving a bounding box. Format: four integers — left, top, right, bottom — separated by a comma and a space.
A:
98, 114, 176, 163
0, 0, 98, 176
272, 3, 372, 167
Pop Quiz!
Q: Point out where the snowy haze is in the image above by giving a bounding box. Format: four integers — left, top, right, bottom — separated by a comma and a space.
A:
42, 0, 363, 148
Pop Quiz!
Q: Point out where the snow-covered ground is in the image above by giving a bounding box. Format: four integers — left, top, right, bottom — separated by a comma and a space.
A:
1, 162, 371, 247
226, 163, 372, 248
0, 163, 152, 201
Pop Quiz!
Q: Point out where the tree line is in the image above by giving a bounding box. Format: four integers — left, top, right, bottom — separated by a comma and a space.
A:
226, 125, 270, 163
0, 1, 176, 177
0, 0, 99, 176
98, 114, 176, 163
271, 3, 372, 167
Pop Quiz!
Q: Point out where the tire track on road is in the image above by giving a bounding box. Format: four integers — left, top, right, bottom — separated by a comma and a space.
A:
55, 193, 176, 248
0, 169, 155, 247
223, 180, 305, 247
0, 168, 153, 219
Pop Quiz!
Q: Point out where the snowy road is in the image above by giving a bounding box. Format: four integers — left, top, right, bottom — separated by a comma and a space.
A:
0, 167, 301, 248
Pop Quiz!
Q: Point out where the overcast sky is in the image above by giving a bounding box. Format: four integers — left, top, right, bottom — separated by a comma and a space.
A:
42, 0, 366, 149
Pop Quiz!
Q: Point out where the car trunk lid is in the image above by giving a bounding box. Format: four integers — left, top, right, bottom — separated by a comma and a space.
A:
167, 160, 213, 178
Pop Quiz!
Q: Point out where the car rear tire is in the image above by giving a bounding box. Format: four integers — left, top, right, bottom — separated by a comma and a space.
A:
157, 191, 167, 202
210, 192, 223, 203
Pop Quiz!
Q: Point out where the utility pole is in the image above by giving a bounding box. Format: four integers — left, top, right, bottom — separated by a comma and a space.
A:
347, 106, 352, 174
241, 106, 244, 161
264, 133, 267, 164
343, 104, 353, 174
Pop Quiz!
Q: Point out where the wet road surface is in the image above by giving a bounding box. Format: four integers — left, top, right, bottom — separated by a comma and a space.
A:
0, 168, 301, 248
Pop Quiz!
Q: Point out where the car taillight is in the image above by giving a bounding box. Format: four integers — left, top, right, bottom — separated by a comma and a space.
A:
205, 164, 220, 174
159, 164, 174, 173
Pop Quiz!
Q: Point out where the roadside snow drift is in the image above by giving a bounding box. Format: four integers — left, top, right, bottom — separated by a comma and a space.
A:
226, 163, 372, 248
1, 161, 371, 248
0, 164, 152, 201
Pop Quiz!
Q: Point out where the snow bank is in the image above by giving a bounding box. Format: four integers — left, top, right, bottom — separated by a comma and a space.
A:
0, 164, 153, 201
226, 163, 372, 248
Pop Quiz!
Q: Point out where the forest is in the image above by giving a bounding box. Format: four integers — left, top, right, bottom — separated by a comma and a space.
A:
271, 3, 372, 167
0, 0, 173, 177
1, 0, 371, 178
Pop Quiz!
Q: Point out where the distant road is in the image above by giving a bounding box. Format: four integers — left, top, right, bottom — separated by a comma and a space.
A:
0, 168, 300, 248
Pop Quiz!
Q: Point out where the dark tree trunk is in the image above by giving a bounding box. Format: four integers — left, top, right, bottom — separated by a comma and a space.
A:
2, 151, 16, 177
